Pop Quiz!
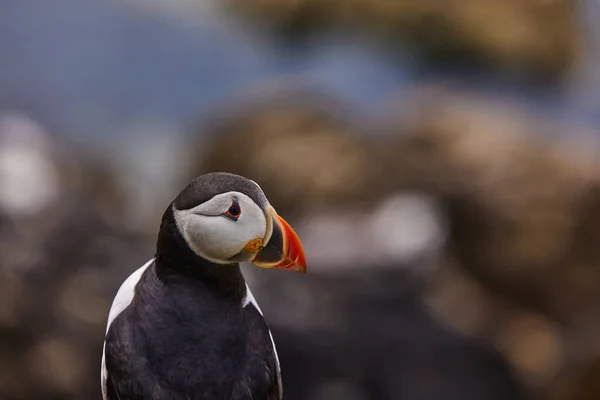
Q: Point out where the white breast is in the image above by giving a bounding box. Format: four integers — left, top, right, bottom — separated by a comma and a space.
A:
243, 284, 282, 399
101, 259, 154, 400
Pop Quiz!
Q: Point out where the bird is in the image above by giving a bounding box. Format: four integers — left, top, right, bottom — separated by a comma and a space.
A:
101, 172, 307, 400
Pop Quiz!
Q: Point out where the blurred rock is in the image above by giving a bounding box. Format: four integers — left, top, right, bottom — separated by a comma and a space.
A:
375, 84, 600, 324
366, 84, 600, 400
494, 312, 563, 387
265, 269, 528, 400
0, 113, 150, 400
425, 260, 567, 391
194, 88, 376, 219
0, 112, 60, 217
425, 261, 496, 338
0, 111, 127, 224
26, 338, 85, 394
227, 0, 580, 80
542, 357, 600, 400
351, 247, 567, 395
291, 191, 446, 274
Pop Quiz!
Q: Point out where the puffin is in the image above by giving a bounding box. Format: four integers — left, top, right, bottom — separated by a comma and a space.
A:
101, 172, 307, 400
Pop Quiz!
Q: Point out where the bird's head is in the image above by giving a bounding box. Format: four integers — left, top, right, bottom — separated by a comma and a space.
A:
170, 172, 306, 273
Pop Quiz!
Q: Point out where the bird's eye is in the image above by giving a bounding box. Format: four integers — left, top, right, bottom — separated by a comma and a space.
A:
225, 201, 241, 220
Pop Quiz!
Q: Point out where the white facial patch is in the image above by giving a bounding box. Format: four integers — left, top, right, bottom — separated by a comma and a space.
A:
173, 191, 267, 263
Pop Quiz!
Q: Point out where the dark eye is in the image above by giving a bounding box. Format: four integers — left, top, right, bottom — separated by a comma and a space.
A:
225, 201, 241, 220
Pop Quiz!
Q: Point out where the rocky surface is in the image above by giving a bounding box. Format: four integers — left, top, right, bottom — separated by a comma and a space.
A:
376, 84, 600, 323
375, 85, 600, 392
4, 81, 600, 400
0, 113, 151, 400
195, 85, 600, 400
269, 270, 528, 400
193, 89, 377, 219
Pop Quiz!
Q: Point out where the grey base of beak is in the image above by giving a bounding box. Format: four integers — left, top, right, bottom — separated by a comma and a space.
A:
227, 250, 257, 263
252, 215, 285, 265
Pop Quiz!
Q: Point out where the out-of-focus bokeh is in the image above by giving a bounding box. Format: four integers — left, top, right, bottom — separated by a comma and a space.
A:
2, 0, 600, 399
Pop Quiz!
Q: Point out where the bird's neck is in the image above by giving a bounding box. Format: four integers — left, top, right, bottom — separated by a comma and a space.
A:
153, 204, 246, 304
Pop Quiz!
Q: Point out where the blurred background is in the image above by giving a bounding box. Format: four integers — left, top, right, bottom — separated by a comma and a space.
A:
3, 0, 600, 399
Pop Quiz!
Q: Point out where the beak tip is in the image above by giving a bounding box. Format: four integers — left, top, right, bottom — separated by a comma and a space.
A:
297, 255, 307, 274
293, 261, 307, 274
253, 209, 308, 274
293, 244, 307, 274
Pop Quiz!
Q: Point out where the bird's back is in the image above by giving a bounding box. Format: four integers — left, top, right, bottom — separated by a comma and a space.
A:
102, 262, 280, 400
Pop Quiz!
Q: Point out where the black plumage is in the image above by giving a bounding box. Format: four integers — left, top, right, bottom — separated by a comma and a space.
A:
102, 173, 282, 400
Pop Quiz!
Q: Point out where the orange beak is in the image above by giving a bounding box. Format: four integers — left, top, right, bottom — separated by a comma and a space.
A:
251, 209, 307, 273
